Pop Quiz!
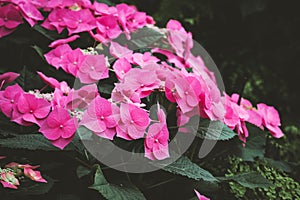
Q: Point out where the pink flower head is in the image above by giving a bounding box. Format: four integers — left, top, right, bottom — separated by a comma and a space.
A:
39, 107, 78, 149
0, 72, 19, 89
48, 34, 80, 48
24, 167, 47, 183
67, 84, 99, 110
132, 52, 159, 67
122, 68, 160, 98
12, 93, 51, 126
44, 44, 73, 70
0, 84, 24, 118
166, 19, 193, 60
116, 103, 150, 140
41, 8, 68, 33
0, 156, 5, 159
113, 58, 132, 80
37, 71, 60, 88
80, 96, 119, 140
78, 54, 109, 84
165, 76, 198, 113
0, 171, 20, 189
257, 103, 284, 138
194, 189, 210, 200
62, 48, 86, 76
109, 41, 133, 60
0, 4, 23, 38
63, 9, 96, 35
93, 2, 117, 15
223, 94, 249, 143
90, 15, 122, 43
17, 2, 44, 27
145, 123, 169, 160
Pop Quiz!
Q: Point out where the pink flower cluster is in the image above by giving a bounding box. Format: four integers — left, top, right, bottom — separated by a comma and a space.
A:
0, 1, 285, 161
0, 160, 46, 189
0, 0, 154, 41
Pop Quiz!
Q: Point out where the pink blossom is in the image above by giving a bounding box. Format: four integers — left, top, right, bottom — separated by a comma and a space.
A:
49, 34, 80, 48
194, 189, 210, 200
62, 48, 86, 76
44, 44, 73, 70
90, 15, 122, 43
78, 54, 109, 84
5, 162, 39, 169
0, 72, 19, 88
63, 9, 96, 35
0, 84, 24, 118
0, 171, 19, 189
257, 103, 284, 138
67, 84, 99, 110
145, 123, 169, 160
0, 4, 23, 38
39, 107, 78, 149
80, 96, 119, 140
165, 76, 198, 113
0, 156, 5, 159
131, 52, 159, 67
41, 8, 68, 33
109, 41, 133, 60
24, 167, 47, 183
37, 71, 60, 88
112, 58, 132, 80
17, 2, 44, 27
93, 2, 117, 15
116, 103, 150, 140
12, 93, 51, 126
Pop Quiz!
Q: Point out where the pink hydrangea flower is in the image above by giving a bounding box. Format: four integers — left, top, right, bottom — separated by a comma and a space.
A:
93, 2, 117, 15
109, 41, 133, 61
17, 1, 44, 27
41, 8, 68, 33
131, 52, 159, 67
24, 167, 47, 183
62, 48, 86, 76
116, 103, 150, 140
112, 58, 132, 80
67, 84, 99, 110
12, 93, 51, 126
90, 15, 122, 43
44, 44, 73, 70
48, 34, 80, 48
0, 72, 20, 89
0, 4, 23, 38
0, 171, 20, 189
257, 103, 284, 138
194, 189, 210, 200
78, 54, 109, 84
39, 107, 78, 149
80, 96, 119, 140
145, 105, 169, 160
0, 84, 24, 118
63, 9, 96, 35
37, 71, 60, 88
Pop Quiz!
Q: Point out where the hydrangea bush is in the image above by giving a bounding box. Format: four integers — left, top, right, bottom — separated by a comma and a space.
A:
0, 0, 286, 199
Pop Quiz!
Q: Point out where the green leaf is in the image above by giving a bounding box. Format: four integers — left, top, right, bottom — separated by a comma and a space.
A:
238, 125, 266, 161
161, 156, 218, 182
90, 165, 146, 200
265, 158, 291, 172
32, 45, 45, 60
15, 66, 43, 91
225, 172, 272, 189
196, 119, 237, 140
95, 0, 114, 6
0, 134, 62, 151
76, 165, 91, 179
33, 25, 55, 41
98, 83, 114, 95
130, 27, 164, 49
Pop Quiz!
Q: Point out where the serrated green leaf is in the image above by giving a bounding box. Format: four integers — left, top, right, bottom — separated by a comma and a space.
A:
90, 165, 146, 200
161, 156, 218, 182
225, 172, 272, 189
130, 27, 164, 49
197, 119, 237, 140
265, 158, 291, 172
